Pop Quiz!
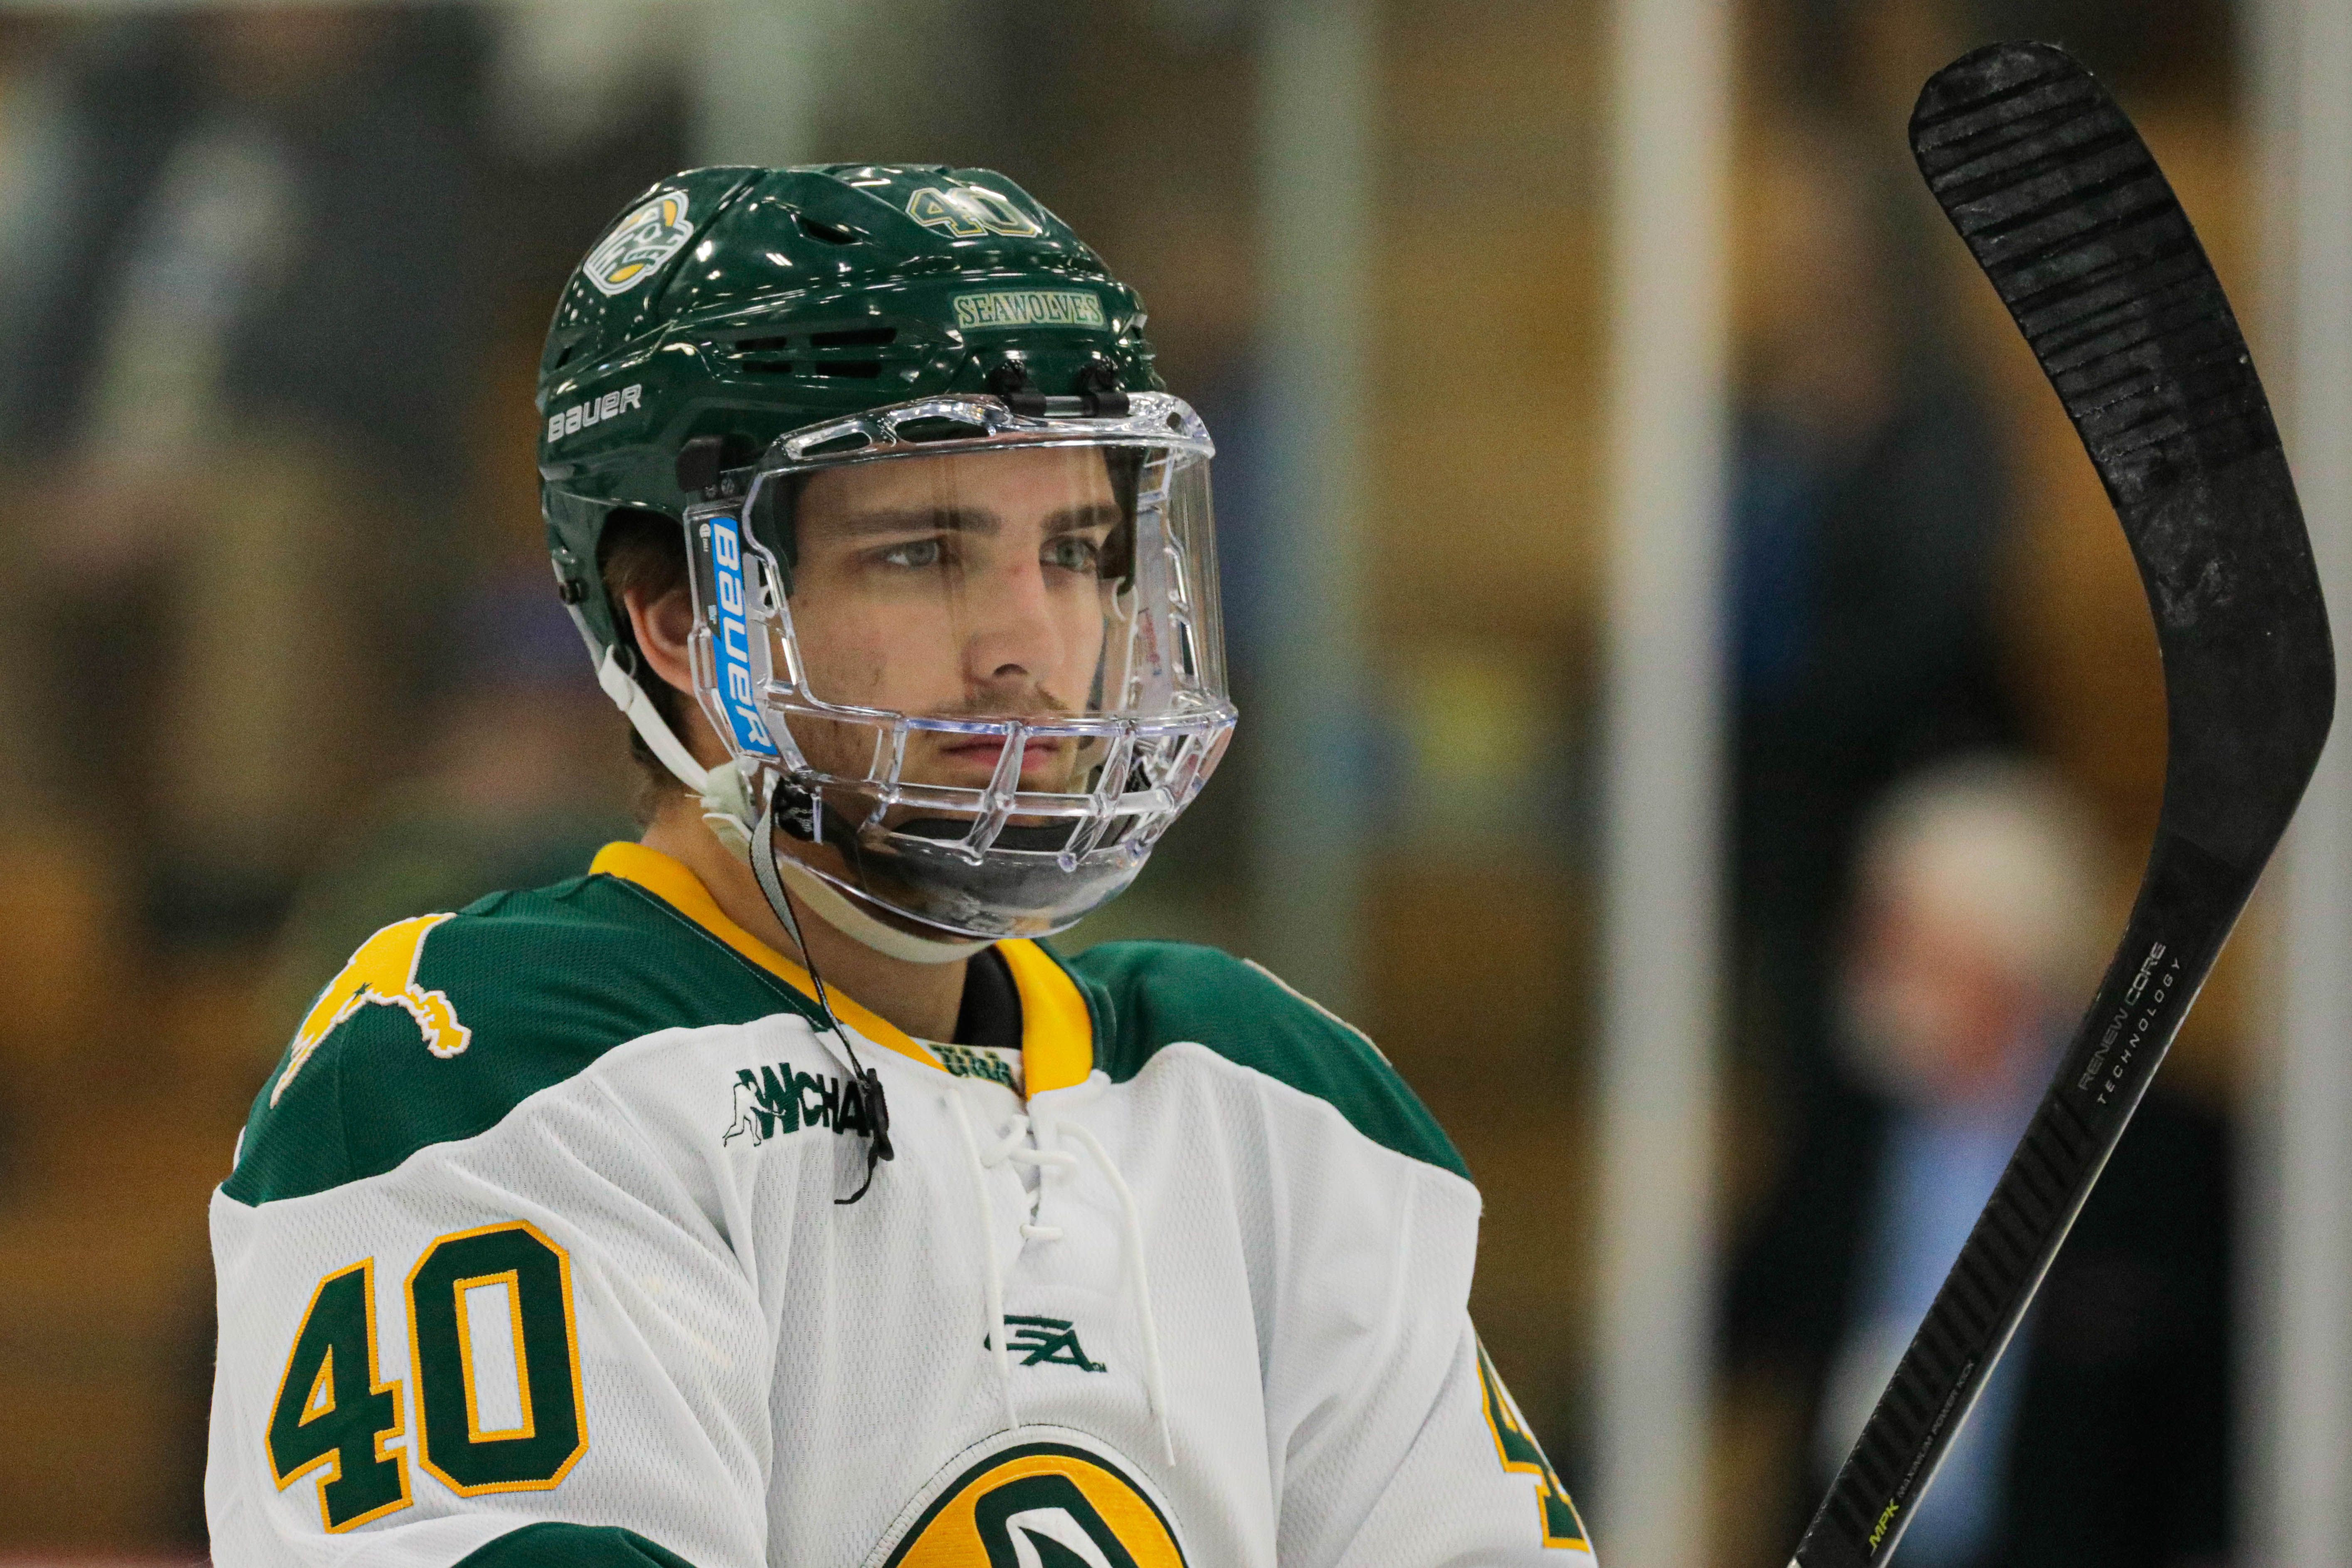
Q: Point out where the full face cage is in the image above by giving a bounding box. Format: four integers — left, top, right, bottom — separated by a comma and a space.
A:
681, 391, 1235, 941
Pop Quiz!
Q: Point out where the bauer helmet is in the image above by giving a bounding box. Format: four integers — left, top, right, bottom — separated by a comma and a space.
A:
539, 165, 1234, 955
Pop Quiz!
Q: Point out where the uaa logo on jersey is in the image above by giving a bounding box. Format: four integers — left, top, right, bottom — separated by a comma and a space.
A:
880, 1438, 1186, 1568
978, 1475, 1138, 1568
584, 192, 693, 296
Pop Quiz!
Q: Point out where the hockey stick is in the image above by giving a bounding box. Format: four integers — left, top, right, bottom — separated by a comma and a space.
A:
1789, 41, 2335, 1568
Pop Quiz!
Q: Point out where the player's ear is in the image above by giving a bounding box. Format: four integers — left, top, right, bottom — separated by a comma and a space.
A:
622, 583, 697, 699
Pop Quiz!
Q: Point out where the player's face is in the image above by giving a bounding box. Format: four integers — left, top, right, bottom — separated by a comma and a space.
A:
783, 445, 1125, 793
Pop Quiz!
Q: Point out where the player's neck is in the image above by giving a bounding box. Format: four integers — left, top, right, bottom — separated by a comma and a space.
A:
639, 792, 968, 1044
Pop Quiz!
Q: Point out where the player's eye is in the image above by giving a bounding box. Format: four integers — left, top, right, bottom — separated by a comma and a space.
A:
876, 537, 946, 570
1042, 534, 1102, 574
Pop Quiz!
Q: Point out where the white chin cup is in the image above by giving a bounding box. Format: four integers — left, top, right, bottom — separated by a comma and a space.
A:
770, 852, 991, 964
696, 760, 755, 854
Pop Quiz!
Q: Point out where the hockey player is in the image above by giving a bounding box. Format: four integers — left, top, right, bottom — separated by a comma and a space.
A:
206, 165, 1594, 1568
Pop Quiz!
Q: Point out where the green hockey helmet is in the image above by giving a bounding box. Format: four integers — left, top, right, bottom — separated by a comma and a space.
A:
539, 165, 1234, 953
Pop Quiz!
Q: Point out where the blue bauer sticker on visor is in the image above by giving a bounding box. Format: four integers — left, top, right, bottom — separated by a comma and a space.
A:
703, 514, 780, 758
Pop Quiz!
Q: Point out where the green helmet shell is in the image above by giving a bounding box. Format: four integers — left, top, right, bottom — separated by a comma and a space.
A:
538, 164, 1162, 660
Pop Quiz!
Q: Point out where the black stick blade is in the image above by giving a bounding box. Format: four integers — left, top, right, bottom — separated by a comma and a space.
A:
1791, 42, 2334, 1568
1913, 40, 2276, 507
1910, 42, 2332, 863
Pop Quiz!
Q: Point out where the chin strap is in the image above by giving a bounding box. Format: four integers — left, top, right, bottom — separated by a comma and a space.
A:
597, 647, 708, 791
589, 645, 761, 850
696, 758, 757, 855
753, 774, 893, 1204
591, 647, 984, 960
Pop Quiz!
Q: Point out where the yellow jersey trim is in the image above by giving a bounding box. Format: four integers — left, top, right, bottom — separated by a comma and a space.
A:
588, 842, 943, 1072
1001, 938, 1096, 1093
587, 842, 1097, 1091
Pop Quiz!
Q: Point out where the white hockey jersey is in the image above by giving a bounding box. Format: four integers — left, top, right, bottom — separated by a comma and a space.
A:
207, 842, 1594, 1568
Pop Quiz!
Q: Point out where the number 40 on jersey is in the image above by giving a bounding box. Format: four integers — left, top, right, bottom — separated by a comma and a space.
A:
267, 1220, 586, 1532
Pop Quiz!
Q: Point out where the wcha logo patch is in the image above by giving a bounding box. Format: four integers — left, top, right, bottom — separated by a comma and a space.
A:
985, 1316, 1106, 1373
722, 1057, 881, 1147
879, 1438, 1187, 1568
583, 191, 693, 296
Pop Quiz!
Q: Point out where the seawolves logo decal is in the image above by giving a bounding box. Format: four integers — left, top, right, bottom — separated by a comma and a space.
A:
952, 289, 1106, 331
875, 1435, 1186, 1568
583, 192, 693, 296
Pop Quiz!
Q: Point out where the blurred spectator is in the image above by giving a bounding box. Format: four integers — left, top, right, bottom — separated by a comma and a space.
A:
1725, 756, 2234, 1568
1728, 107, 2019, 1091
0, 10, 492, 948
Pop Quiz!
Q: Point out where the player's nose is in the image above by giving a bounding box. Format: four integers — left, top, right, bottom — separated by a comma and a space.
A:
958, 550, 1065, 688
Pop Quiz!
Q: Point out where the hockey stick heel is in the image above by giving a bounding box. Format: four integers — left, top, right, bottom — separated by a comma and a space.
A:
1791, 42, 2334, 1568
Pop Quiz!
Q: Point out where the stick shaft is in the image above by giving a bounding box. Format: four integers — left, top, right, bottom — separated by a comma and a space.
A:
1793, 833, 2251, 1567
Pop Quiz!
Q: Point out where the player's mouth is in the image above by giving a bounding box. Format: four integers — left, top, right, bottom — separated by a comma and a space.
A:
936, 733, 1070, 785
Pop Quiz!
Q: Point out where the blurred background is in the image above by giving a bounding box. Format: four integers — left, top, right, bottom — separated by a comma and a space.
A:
0, 2, 2345, 1566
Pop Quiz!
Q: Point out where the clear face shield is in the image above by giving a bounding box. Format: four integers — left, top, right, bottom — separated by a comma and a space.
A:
683, 392, 1234, 942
